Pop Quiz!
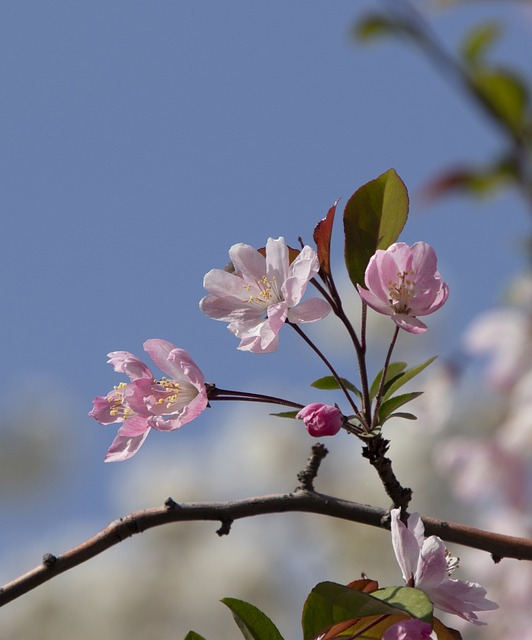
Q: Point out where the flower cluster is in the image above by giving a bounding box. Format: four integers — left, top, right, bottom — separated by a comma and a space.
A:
200, 237, 331, 353
357, 242, 449, 334
390, 508, 498, 625
90, 339, 208, 461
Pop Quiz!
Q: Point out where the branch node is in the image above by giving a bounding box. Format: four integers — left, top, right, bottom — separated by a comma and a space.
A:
164, 497, 179, 510
491, 553, 502, 564
216, 519, 233, 537
296, 443, 328, 492
42, 553, 57, 569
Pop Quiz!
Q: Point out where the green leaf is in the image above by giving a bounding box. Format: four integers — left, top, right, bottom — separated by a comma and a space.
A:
311, 376, 362, 399
302, 581, 406, 640
270, 410, 299, 419
221, 598, 285, 640
373, 586, 433, 624
461, 22, 500, 67
383, 356, 437, 401
354, 14, 416, 42
344, 169, 409, 288
384, 412, 417, 422
183, 633, 208, 640
472, 68, 528, 134
378, 392, 423, 423
369, 362, 407, 401
313, 200, 338, 277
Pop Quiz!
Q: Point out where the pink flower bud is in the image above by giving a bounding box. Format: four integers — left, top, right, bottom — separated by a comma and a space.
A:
296, 403, 343, 437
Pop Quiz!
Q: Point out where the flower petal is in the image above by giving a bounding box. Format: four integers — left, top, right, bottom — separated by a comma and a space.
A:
104, 427, 151, 462
287, 298, 331, 323
106, 351, 153, 380
390, 509, 422, 584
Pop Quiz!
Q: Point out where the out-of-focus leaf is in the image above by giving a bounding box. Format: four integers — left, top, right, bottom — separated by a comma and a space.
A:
313, 200, 338, 277
302, 581, 406, 640
369, 362, 407, 401
344, 169, 409, 288
311, 376, 362, 399
383, 356, 437, 400
354, 13, 416, 42
373, 587, 433, 624
184, 633, 208, 640
472, 68, 528, 134
433, 617, 463, 640
270, 410, 299, 419
378, 392, 423, 423
461, 21, 501, 67
422, 156, 519, 202
221, 598, 285, 640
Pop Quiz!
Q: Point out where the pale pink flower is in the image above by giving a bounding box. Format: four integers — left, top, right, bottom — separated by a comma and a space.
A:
90, 339, 208, 462
296, 403, 343, 436
462, 308, 532, 391
383, 619, 434, 640
200, 237, 331, 353
390, 509, 498, 625
357, 242, 448, 334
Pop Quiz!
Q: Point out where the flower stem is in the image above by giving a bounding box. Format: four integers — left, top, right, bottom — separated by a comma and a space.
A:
207, 385, 304, 410
287, 321, 362, 419
371, 325, 400, 429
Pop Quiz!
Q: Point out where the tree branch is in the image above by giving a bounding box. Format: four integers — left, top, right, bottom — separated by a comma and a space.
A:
1, 490, 531, 607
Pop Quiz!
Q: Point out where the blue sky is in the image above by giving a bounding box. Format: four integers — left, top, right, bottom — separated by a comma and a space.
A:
1, 0, 531, 620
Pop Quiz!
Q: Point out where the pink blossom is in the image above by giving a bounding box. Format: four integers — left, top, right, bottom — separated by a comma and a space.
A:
200, 237, 331, 353
383, 619, 433, 640
390, 509, 498, 625
90, 339, 208, 462
357, 242, 449, 334
296, 403, 343, 436
462, 308, 532, 391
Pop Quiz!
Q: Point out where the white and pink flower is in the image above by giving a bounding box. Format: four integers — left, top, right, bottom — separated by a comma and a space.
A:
390, 508, 498, 625
90, 339, 208, 462
200, 237, 331, 353
357, 242, 449, 334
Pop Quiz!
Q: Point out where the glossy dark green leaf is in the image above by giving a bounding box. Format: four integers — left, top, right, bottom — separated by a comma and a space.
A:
461, 22, 500, 67
313, 200, 338, 277
383, 356, 436, 401
369, 362, 407, 401
373, 586, 433, 624
302, 581, 405, 640
344, 169, 409, 288
270, 410, 299, 419
221, 598, 285, 640
378, 392, 423, 423
183, 633, 208, 640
